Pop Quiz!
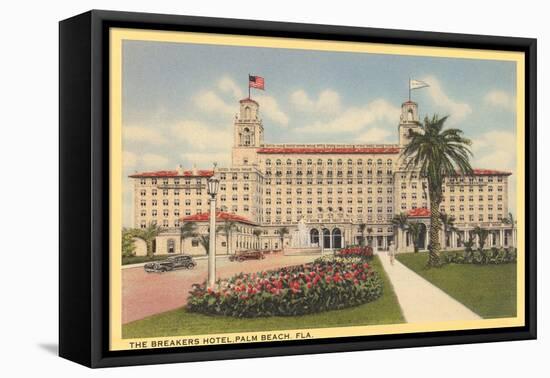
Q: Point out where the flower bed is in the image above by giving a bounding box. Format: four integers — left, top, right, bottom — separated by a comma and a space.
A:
186, 257, 383, 317
336, 246, 374, 259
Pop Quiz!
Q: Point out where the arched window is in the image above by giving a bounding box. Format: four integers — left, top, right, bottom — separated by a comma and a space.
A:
367, 159, 373, 166
407, 108, 414, 121
332, 228, 342, 249
276, 159, 281, 166
167, 239, 175, 254
387, 159, 393, 165
327, 159, 333, 166
266, 159, 271, 166
297, 159, 302, 165
377, 159, 383, 165
310, 229, 319, 245
245, 106, 251, 119
307, 159, 312, 165
286, 159, 292, 165
337, 159, 342, 166
317, 159, 323, 165
357, 159, 363, 165
347, 159, 353, 165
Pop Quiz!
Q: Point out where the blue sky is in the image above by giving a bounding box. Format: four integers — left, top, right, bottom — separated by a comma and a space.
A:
121, 40, 518, 226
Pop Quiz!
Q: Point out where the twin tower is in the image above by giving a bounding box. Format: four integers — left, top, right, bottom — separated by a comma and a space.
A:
231, 96, 421, 167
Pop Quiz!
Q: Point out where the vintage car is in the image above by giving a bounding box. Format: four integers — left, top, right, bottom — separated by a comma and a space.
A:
229, 250, 265, 262
144, 255, 196, 273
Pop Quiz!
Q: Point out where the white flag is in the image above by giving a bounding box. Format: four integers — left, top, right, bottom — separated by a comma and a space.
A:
410, 79, 429, 90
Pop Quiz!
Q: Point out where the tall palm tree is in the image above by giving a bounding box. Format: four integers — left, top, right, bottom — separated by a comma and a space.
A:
407, 222, 422, 253
502, 212, 515, 246
402, 115, 473, 266
136, 222, 164, 258
439, 213, 457, 250
391, 213, 409, 250
253, 229, 262, 250
217, 220, 238, 255
179, 222, 197, 255
278, 226, 289, 251
358, 223, 367, 246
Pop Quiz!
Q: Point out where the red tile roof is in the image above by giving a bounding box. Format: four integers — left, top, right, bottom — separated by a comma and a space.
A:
469, 169, 512, 176
180, 211, 257, 225
407, 208, 430, 217
129, 170, 214, 178
257, 147, 400, 154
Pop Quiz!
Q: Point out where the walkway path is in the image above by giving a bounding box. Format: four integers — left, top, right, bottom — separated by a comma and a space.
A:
376, 251, 481, 323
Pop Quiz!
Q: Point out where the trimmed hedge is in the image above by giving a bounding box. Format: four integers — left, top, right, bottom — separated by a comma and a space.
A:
186, 257, 383, 317
442, 247, 517, 265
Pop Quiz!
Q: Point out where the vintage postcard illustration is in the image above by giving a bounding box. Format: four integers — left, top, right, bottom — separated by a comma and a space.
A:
108, 29, 525, 351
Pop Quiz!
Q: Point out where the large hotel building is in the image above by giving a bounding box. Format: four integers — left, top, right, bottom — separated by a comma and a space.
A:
129, 97, 516, 255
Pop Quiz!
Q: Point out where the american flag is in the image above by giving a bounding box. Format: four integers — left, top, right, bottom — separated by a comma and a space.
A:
248, 75, 265, 90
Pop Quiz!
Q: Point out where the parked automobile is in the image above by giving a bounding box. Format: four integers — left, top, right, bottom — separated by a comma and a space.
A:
144, 255, 196, 273
229, 250, 265, 262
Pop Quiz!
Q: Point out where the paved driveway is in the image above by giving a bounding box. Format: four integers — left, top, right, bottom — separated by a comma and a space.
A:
122, 253, 318, 324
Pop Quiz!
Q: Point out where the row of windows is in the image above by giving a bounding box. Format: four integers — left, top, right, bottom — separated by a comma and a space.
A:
266, 197, 393, 205
265, 158, 394, 166
443, 195, 504, 202
264, 169, 392, 176
443, 186, 504, 193
264, 214, 394, 223
139, 178, 204, 186
264, 178, 393, 185
264, 206, 393, 215
441, 204, 505, 212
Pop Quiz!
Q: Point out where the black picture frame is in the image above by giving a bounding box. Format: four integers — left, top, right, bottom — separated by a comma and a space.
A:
59, 9, 537, 368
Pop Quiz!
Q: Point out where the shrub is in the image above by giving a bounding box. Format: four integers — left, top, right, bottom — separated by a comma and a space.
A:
335, 246, 374, 259
442, 247, 516, 265
186, 257, 383, 317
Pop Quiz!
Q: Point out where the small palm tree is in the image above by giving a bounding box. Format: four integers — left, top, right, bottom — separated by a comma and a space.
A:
217, 220, 238, 255
439, 213, 457, 250
366, 227, 373, 247
407, 222, 422, 253
278, 226, 289, 251
472, 226, 489, 252
358, 223, 367, 246
391, 213, 409, 249
502, 212, 515, 246
198, 234, 210, 255
402, 115, 473, 266
253, 229, 262, 250
179, 222, 197, 255
136, 222, 164, 258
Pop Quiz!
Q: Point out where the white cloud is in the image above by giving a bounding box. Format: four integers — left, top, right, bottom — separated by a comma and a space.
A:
296, 98, 399, 134
123, 125, 168, 145
194, 90, 236, 118
180, 152, 231, 168
171, 120, 233, 151
218, 76, 243, 99
122, 151, 170, 169
484, 90, 515, 111
254, 94, 289, 127
290, 89, 341, 114
472, 130, 516, 171
422, 75, 472, 123
356, 127, 393, 143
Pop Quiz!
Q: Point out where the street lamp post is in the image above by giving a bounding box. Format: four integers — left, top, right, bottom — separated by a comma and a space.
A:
207, 174, 220, 288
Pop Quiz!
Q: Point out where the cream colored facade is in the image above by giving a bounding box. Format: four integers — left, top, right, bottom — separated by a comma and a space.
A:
130, 97, 515, 254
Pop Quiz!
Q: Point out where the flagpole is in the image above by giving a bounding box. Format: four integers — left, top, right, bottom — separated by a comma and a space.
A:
408, 77, 411, 101
248, 73, 251, 99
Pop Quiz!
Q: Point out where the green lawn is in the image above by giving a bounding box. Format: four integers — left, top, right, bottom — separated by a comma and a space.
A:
122, 256, 404, 338
396, 252, 517, 319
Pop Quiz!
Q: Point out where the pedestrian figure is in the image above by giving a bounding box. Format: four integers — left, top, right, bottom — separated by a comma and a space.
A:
388, 241, 396, 266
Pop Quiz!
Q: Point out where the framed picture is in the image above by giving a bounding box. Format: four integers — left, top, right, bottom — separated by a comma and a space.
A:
59, 10, 537, 368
